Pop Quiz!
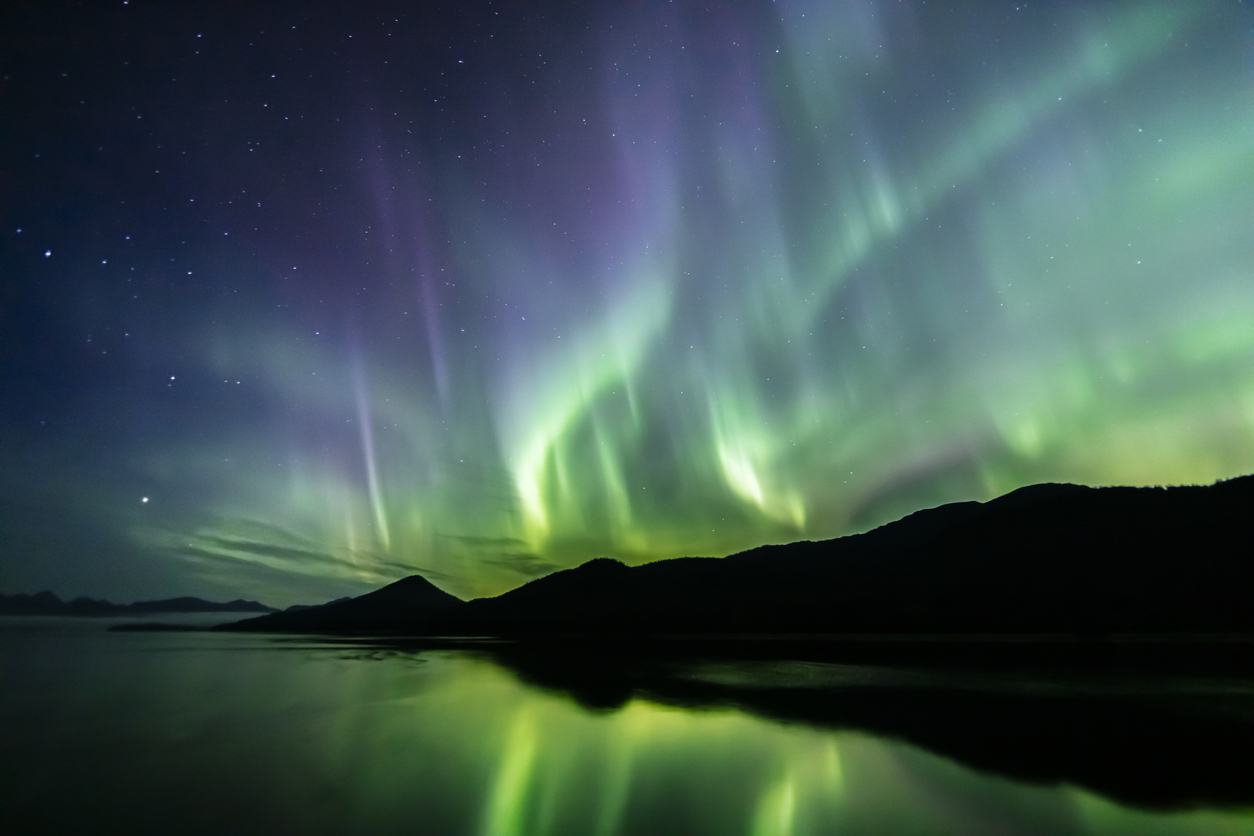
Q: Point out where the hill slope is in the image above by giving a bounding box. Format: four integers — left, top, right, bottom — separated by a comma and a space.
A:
219, 476, 1254, 636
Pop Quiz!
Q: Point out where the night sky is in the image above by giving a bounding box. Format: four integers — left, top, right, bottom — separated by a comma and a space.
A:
2, 1, 1252, 607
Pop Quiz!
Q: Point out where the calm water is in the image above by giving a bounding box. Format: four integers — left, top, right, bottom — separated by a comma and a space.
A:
2, 620, 1253, 835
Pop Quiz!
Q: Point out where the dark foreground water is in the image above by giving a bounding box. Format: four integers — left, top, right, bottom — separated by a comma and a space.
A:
3, 620, 1254, 835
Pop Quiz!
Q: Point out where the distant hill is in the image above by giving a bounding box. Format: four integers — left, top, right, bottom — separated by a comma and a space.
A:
222, 576, 460, 633
218, 475, 1254, 636
0, 591, 277, 617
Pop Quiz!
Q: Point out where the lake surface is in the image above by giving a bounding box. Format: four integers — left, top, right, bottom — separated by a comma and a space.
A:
3, 620, 1254, 835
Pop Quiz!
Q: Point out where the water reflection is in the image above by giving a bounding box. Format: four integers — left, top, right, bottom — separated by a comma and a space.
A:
469, 637, 1254, 811
2, 627, 1253, 835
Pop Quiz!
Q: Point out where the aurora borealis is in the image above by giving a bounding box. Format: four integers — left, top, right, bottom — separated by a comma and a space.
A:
2, 1, 1253, 605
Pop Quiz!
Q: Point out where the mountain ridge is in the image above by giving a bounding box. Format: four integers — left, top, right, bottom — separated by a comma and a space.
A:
218, 475, 1254, 636
0, 592, 277, 617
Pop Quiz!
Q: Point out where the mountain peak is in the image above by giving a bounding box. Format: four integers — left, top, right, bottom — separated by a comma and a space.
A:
352, 574, 463, 607
572, 558, 628, 573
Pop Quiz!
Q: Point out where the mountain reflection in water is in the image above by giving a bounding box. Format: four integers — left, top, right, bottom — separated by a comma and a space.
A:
2, 626, 1253, 835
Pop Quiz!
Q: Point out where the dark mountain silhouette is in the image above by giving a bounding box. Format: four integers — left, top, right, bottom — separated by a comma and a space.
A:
222, 575, 461, 633
0, 591, 277, 617
219, 475, 1254, 637
283, 596, 351, 613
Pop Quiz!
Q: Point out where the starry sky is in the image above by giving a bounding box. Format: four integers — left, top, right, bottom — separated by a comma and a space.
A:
2, 1, 1252, 606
